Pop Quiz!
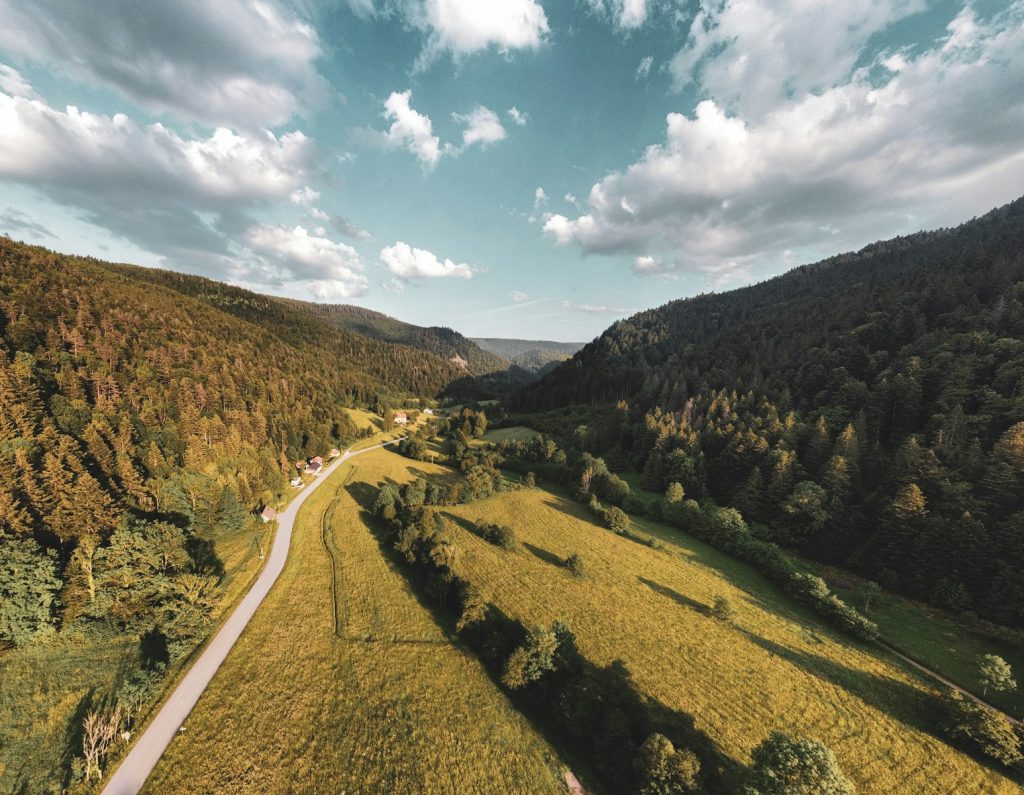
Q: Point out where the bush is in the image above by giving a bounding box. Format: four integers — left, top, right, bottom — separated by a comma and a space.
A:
941, 690, 1023, 766
605, 506, 630, 535
745, 731, 854, 794
480, 523, 516, 550
635, 732, 702, 794
711, 596, 736, 623
565, 553, 585, 577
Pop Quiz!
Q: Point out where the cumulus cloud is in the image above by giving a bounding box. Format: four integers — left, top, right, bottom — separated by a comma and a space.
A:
454, 106, 506, 148
382, 90, 446, 169
409, 0, 549, 68
0, 0, 324, 129
379, 241, 477, 280
583, 0, 653, 30
510, 290, 530, 303
635, 55, 654, 80
247, 224, 368, 298
0, 64, 34, 98
545, 5, 1024, 275
0, 78, 319, 287
507, 106, 528, 126
670, 0, 922, 119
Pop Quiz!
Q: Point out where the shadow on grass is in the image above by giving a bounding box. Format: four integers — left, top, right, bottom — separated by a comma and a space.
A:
351, 479, 737, 793
737, 628, 1024, 783
522, 541, 565, 568
638, 577, 710, 616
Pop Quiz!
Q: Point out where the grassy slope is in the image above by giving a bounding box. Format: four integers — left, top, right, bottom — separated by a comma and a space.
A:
0, 522, 272, 794
441, 485, 1020, 794
482, 426, 543, 444
806, 562, 1024, 721
144, 450, 566, 794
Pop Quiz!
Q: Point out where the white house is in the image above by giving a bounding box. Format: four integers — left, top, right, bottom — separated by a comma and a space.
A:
393, 411, 409, 426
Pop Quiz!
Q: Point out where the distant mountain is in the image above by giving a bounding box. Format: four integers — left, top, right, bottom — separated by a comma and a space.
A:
280, 300, 510, 378
471, 337, 584, 374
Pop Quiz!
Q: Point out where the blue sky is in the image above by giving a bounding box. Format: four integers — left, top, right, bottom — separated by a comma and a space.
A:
1, 1, 1022, 341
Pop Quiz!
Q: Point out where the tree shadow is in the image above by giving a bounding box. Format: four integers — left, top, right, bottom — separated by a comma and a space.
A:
60, 687, 95, 788
186, 536, 224, 577
736, 628, 1023, 782
139, 628, 170, 670
522, 541, 565, 567
638, 576, 710, 616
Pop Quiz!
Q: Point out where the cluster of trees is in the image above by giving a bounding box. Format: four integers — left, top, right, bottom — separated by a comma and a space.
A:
373, 477, 857, 793
512, 198, 1024, 628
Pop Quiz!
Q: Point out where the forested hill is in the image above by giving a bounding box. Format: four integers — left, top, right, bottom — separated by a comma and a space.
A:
471, 337, 584, 374
280, 299, 509, 377
512, 197, 1024, 626
0, 237, 462, 649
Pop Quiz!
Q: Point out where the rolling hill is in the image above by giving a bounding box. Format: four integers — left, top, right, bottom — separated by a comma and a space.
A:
472, 337, 584, 374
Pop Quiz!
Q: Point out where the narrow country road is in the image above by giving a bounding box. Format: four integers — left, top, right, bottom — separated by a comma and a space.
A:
101, 438, 404, 795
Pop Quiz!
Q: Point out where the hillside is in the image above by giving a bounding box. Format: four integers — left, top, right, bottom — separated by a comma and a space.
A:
0, 238, 464, 791
512, 197, 1024, 629
472, 337, 584, 374
280, 300, 510, 377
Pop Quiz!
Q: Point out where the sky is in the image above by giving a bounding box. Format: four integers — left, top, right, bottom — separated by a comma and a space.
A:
1, 0, 1022, 342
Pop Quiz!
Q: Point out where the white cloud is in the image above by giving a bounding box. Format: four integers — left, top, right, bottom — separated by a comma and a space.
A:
382, 90, 445, 169
247, 224, 368, 298
561, 300, 632, 315
0, 0, 324, 128
544, 5, 1024, 275
410, 0, 549, 68
290, 186, 321, 206
670, 0, 922, 119
0, 77, 319, 286
0, 64, 34, 98
635, 55, 654, 80
533, 187, 548, 209
510, 290, 529, 303
507, 106, 529, 126
454, 106, 506, 148
379, 241, 477, 280
620, 0, 648, 28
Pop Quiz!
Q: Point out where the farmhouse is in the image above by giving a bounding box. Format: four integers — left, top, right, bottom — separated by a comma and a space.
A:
259, 506, 277, 523
394, 411, 409, 425
422, 408, 434, 415
306, 458, 323, 475
290, 476, 302, 487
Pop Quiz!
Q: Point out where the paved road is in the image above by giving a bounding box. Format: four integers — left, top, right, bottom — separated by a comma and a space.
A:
102, 438, 403, 795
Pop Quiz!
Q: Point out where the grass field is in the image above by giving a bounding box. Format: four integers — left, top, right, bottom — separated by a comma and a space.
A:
0, 520, 272, 794
482, 426, 543, 444
440, 485, 1021, 794
807, 561, 1024, 721
143, 450, 567, 794
343, 407, 383, 433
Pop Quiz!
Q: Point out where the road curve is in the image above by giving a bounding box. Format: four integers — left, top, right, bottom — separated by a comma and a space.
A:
102, 438, 403, 795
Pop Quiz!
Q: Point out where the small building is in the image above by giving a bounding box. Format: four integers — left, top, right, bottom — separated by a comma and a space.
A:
329, 448, 341, 459
422, 408, 434, 416
305, 459, 323, 475
259, 506, 277, 523
295, 460, 305, 470
290, 476, 302, 487
394, 411, 409, 425
310, 455, 324, 466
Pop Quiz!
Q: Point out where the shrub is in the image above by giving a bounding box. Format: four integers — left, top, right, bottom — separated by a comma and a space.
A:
745, 731, 854, 794
941, 690, 1023, 766
711, 596, 736, 623
605, 506, 630, 535
480, 523, 516, 550
565, 553, 585, 577
635, 732, 702, 794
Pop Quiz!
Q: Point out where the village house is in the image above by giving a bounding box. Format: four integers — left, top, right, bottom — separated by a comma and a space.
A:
259, 505, 277, 523
329, 448, 341, 459
305, 457, 324, 475
290, 476, 302, 487
422, 408, 434, 415
393, 411, 409, 426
